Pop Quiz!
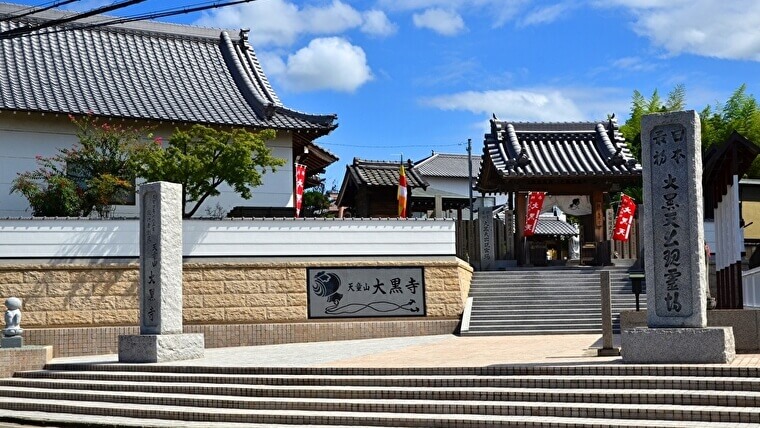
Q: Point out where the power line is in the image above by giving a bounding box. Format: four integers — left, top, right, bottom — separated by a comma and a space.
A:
1, 0, 259, 39
0, 0, 81, 22
319, 142, 464, 149
1, 0, 146, 39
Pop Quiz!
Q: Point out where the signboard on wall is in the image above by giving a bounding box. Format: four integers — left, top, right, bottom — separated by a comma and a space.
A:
479, 206, 495, 270
307, 267, 426, 319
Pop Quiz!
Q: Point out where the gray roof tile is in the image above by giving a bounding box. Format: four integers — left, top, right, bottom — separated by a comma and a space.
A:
0, 3, 336, 133
415, 153, 480, 178
479, 116, 641, 184
534, 214, 579, 236
347, 158, 428, 188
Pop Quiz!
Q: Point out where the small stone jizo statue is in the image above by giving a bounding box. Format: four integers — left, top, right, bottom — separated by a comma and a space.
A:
3, 297, 22, 337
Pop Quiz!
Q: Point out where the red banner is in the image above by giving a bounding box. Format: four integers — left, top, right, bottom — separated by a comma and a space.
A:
295, 163, 306, 218
612, 193, 636, 241
524, 191, 546, 237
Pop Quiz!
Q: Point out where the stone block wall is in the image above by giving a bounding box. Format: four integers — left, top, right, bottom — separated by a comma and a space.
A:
0, 258, 472, 328
0, 346, 52, 378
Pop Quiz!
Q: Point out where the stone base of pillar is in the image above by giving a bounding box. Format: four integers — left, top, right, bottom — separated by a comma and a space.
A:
0, 336, 23, 348
621, 327, 735, 363
118, 333, 204, 363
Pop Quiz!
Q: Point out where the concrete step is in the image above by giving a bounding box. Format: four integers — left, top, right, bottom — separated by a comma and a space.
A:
14, 371, 760, 391
0, 391, 758, 424
465, 268, 644, 335
2, 400, 757, 428
4, 365, 760, 428
4, 379, 760, 407
37, 363, 760, 377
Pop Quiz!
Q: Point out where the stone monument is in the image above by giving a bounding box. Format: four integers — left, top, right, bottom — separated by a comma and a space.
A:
621, 110, 735, 363
118, 181, 204, 363
2, 297, 23, 348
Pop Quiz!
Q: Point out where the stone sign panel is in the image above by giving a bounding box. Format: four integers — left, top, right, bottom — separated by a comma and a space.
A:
641, 111, 707, 328
119, 181, 203, 363
139, 183, 183, 335
307, 267, 426, 318
479, 206, 495, 270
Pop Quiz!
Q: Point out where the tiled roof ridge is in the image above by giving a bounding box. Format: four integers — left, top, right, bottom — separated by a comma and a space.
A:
0, 2, 229, 42
220, 31, 275, 121
511, 122, 603, 132
353, 158, 412, 167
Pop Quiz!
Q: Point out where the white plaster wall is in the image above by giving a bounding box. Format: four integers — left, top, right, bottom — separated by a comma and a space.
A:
0, 218, 456, 258
424, 176, 507, 206
0, 114, 295, 218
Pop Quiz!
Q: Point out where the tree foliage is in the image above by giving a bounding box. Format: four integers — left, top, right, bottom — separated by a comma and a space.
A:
11, 115, 145, 217
619, 84, 686, 160
700, 84, 760, 178
621, 83, 760, 182
301, 182, 334, 217
132, 125, 285, 218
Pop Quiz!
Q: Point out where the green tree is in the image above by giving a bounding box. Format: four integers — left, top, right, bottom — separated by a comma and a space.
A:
133, 125, 285, 218
620, 84, 686, 160
700, 84, 760, 178
301, 182, 334, 217
11, 115, 146, 217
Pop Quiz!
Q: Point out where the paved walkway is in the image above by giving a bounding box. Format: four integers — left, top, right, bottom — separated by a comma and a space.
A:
49, 334, 760, 368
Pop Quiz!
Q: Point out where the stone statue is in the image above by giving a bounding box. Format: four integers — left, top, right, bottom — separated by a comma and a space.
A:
3, 297, 22, 337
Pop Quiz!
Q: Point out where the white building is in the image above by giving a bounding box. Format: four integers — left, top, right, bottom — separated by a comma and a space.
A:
0, 4, 337, 218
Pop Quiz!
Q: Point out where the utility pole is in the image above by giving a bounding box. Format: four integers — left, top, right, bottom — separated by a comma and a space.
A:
466, 138, 473, 262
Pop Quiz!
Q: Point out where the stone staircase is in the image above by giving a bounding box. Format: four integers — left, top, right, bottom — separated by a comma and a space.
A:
1, 364, 759, 427
462, 266, 646, 335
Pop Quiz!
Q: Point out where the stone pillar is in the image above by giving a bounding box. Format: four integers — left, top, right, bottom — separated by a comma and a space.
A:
597, 271, 619, 356
118, 182, 204, 363
621, 111, 734, 364
478, 206, 495, 270
515, 192, 527, 266
434, 194, 443, 218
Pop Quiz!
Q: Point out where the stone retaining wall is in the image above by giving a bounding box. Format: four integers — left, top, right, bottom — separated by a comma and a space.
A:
0, 346, 52, 378
0, 258, 471, 328
24, 319, 460, 358
1, 258, 471, 356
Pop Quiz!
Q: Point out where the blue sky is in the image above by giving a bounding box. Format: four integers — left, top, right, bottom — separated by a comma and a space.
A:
27, 0, 760, 187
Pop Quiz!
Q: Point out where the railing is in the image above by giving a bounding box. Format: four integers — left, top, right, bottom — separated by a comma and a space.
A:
743, 266, 760, 308
0, 217, 457, 259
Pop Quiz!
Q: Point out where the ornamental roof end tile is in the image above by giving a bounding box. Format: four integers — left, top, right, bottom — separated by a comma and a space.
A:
478, 115, 642, 188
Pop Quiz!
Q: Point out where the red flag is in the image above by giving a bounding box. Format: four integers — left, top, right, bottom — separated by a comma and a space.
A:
524, 191, 546, 237
294, 163, 306, 218
612, 193, 636, 241
397, 164, 408, 217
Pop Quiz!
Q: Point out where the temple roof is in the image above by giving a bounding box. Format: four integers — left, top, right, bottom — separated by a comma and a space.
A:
534, 213, 579, 236
415, 152, 480, 179
0, 3, 337, 135
703, 130, 760, 212
341, 158, 428, 188
477, 115, 642, 193
336, 159, 428, 207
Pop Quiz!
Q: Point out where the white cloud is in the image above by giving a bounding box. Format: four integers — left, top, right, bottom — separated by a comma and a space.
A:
362, 10, 397, 37
423, 89, 585, 121
268, 37, 373, 93
379, 0, 528, 28
301, 0, 362, 34
519, 3, 573, 27
413, 8, 466, 36
605, 1, 760, 61
611, 56, 658, 72
195, 0, 301, 47
423, 87, 631, 122
195, 0, 395, 48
